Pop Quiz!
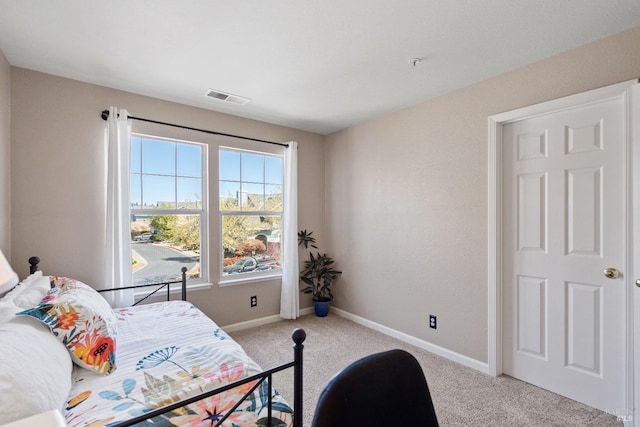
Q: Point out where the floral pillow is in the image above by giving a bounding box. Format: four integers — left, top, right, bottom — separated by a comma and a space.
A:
17, 277, 118, 375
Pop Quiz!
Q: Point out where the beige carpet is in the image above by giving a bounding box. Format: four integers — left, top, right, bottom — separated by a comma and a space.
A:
229, 313, 621, 426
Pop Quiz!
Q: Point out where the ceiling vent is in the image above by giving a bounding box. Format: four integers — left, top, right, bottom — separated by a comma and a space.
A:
205, 88, 250, 106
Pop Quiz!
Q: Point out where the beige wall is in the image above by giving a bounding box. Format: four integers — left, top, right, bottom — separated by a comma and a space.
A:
8, 25, 640, 359
325, 26, 640, 363
10, 69, 325, 325
0, 50, 9, 256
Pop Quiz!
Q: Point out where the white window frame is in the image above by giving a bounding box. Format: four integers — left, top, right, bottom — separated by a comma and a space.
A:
218, 147, 284, 286
130, 133, 209, 292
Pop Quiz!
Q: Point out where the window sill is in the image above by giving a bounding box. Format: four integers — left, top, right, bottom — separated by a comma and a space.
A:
218, 272, 282, 287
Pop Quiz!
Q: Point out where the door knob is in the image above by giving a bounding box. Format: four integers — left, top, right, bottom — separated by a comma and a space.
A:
603, 268, 620, 279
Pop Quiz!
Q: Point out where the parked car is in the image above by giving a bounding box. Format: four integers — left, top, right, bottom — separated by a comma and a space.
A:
223, 257, 258, 274
133, 232, 153, 242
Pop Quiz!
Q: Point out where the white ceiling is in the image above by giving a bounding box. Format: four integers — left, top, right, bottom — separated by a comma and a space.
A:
1, 1, 640, 135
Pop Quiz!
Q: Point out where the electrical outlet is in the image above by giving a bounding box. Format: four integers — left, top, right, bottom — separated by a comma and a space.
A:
250, 296, 257, 307
429, 315, 437, 329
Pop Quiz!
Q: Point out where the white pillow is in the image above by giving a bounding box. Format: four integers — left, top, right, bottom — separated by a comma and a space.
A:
0, 299, 73, 424
10, 273, 55, 309
0, 272, 18, 296
0, 272, 50, 306
0, 274, 41, 321
16, 271, 43, 288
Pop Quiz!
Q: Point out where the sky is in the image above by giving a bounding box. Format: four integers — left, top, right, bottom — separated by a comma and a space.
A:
130, 136, 283, 209
130, 136, 202, 208
219, 149, 283, 206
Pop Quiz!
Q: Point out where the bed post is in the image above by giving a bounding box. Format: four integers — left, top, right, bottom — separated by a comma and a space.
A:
292, 328, 306, 427
180, 267, 187, 301
28, 256, 40, 274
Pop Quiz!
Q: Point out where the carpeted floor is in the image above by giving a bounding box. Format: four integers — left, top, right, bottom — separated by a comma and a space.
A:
229, 313, 621, 426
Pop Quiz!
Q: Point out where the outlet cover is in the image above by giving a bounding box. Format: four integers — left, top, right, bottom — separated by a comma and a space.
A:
250, 296, 257, 307
429, 315, 437, 329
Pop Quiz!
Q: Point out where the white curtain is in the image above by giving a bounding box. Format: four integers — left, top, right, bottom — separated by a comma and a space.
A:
280, 141, 299, 319
104, 107, 134, 307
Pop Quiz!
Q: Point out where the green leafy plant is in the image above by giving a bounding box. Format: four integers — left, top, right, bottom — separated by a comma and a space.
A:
298, 230, 341, 302
298, 229, 318, 252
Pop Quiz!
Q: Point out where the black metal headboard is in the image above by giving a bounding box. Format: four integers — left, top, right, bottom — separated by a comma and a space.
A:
97, 267, 188, 305
27, 257, 188, 304
28, 256, 40, 275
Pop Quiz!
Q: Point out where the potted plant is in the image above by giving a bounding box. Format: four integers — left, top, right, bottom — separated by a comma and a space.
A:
298, 230, 342, 317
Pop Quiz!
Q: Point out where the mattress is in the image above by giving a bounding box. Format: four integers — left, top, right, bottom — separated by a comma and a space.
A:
64, 301, 292, 427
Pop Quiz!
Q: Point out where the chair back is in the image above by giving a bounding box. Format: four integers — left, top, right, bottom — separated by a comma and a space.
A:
311, 349, 439, 426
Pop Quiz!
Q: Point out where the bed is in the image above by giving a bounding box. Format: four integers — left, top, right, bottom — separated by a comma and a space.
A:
0, 258, 305, 427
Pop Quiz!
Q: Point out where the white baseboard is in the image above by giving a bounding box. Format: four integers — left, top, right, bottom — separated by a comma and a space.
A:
332, 307, 491, 375
222, 306, 489, 375
222, 307, 314, 333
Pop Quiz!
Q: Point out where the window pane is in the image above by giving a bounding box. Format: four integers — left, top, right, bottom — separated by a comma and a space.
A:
219, 148, 284, 281
131, 214, 201, 285
130, 173, 142, 209
241, 152, 264, 183
265, 156, 283, 185
220, 150, 240, 181
143, 175, 175, 208
220, 181, 240, 210
177, 177, 202, 208
177, 144, 202, 178
131, 137, 142, 174
265, 184, 283, 211
143, 139, 175, 175
241, 182, 264, 211
131, 135, 207, 286
222, 215, 281, 276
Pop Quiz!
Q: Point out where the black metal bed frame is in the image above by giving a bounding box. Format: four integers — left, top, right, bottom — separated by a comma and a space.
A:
27, 256, 305, 427
116, 329, 305, 427
96, 266, 189, 305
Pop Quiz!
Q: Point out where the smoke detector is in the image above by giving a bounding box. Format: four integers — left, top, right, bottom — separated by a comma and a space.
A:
205, 89, 251, 105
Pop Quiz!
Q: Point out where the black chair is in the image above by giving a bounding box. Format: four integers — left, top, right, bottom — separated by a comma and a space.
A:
311, 349, 439, 426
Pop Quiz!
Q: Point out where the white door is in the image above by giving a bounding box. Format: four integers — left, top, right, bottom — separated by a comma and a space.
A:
502, 95, 626, 411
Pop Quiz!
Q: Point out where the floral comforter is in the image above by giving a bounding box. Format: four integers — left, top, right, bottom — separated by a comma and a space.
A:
64, 301, 292, 427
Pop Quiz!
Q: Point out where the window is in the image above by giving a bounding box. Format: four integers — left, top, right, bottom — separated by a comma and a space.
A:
130, 135, 207, 286
219, 148, 283, 282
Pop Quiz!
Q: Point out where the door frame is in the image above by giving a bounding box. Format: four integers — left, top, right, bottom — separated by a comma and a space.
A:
487, 79, 638, 423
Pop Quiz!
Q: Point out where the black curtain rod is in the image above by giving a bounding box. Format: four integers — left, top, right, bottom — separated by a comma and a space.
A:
101, 110, 288, 148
